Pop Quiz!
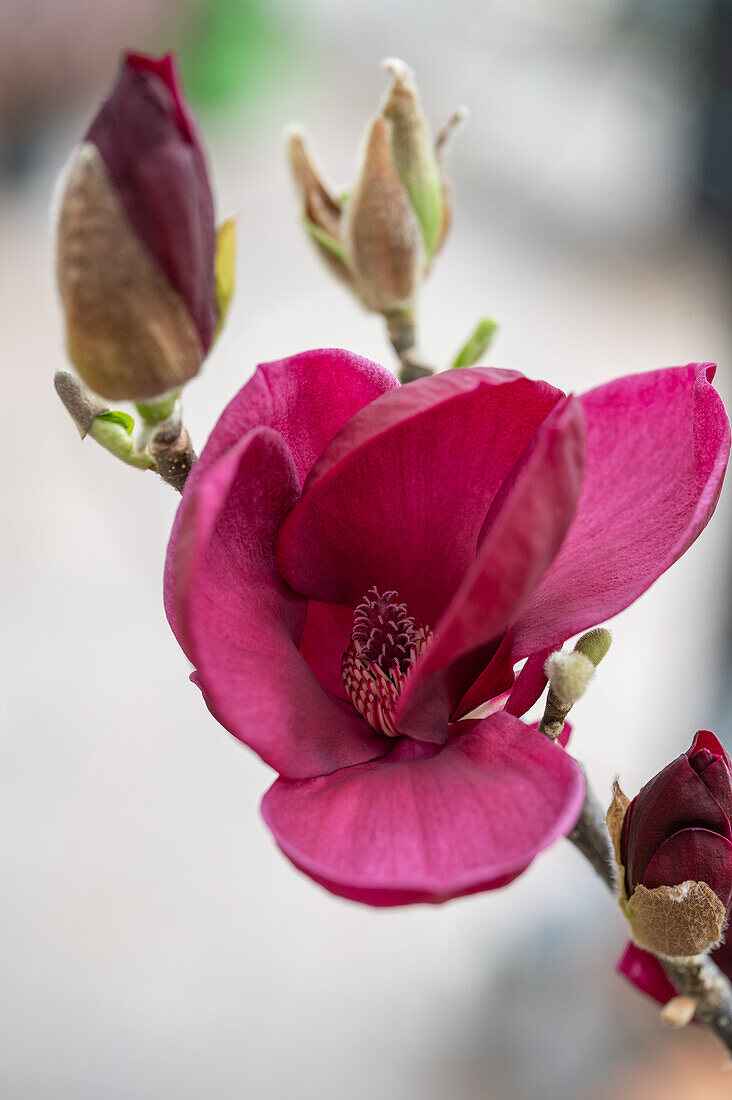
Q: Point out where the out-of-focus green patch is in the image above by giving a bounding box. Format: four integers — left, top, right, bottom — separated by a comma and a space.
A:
451, 318, 498, 369
176, 0, 296, 109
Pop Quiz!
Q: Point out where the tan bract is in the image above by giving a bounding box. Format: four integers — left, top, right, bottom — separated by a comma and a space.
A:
628, 881, 726, 960
57, 143, 203, 401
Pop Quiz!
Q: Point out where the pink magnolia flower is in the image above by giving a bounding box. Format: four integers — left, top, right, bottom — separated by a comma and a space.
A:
618, 731, 732, 1004
165, 350, 729, 905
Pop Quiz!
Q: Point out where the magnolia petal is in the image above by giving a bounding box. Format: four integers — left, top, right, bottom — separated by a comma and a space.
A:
86, 52, 217, 351
169, 426, 388, 779
642, 827, 732, 910
619, 937, 732, 1006
395, 396, 585, 742
261, 712, 585, 906
278, 369, 563, 630
617, 943, 678, 1005
298, 600, 354, 700
688, 730, 732, 821
165, 349, 397, 645
625, 754, 732, 890
190, 348, 397, 492
504, 650, 553, 717
511, 364, 730, 658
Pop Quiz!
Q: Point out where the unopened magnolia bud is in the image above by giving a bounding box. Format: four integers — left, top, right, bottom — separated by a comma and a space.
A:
288, 59, 460, 318
574, 627, 612, 667
56, 52, 221, 401
544, 650, 595, 706
382, 58, 444, 258
607, 732, 732, 960
343, 116, 423, 313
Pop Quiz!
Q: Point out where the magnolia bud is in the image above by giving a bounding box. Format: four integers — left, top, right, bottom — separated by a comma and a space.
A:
288, 59, 458, 318
544, 650, 595, 706
573, 627, 612, 668
607, 731, 732, 959
381, 58, 445, 259
56, 52, 225, 401
342, 116, 424, 314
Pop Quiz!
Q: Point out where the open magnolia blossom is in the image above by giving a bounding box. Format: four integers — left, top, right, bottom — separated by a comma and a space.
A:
164, 350, 729, 905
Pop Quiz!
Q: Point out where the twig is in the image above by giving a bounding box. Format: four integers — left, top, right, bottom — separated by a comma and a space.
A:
537, 688, 573, 743
662, 957, 732, 1050
54, 369, 195, 492
149, 422, 196, 493
385, 312, 435, 384
565, 765, 617, 891
539, 681, 732, 1055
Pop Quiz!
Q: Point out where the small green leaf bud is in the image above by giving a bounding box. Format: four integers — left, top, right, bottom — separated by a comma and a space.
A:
573, 627, 612, 668
544, 650, 595, 706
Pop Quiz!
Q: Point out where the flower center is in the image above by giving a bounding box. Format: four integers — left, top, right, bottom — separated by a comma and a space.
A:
342, 587, 432, 737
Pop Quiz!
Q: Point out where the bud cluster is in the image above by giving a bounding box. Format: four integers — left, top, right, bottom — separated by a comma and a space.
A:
289, 59, 460, 320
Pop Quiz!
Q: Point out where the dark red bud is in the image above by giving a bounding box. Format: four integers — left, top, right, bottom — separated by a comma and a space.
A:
623, 730, 732, 909
85, 51, 217, 352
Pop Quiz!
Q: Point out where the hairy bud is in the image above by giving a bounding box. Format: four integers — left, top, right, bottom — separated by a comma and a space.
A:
288, 58, 460, 318
56, 51, 226, 401
607, 731, 732, 959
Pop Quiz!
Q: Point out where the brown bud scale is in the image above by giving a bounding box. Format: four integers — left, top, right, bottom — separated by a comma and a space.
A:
57, 144, 203, 401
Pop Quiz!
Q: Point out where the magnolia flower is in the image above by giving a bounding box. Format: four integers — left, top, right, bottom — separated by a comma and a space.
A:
165, 352, 729, 905
617, 732, 732, 1000
56, 51, 232, 401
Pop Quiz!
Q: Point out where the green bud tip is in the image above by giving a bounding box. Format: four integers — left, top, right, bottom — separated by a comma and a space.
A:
573, 627, 612, 668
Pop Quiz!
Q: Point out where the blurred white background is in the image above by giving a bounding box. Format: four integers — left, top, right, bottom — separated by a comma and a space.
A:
2, 0, 732, 1096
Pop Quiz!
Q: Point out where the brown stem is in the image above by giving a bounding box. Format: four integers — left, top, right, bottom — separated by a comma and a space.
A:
662, 957, 732, 1049
537, 688, 573, 743
385, 312, 435, 384
148, 421, 196, 494
566, 765, 617, 891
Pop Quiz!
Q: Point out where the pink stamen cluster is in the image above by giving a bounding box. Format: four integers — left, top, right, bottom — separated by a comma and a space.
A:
342, 587, 432, 737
